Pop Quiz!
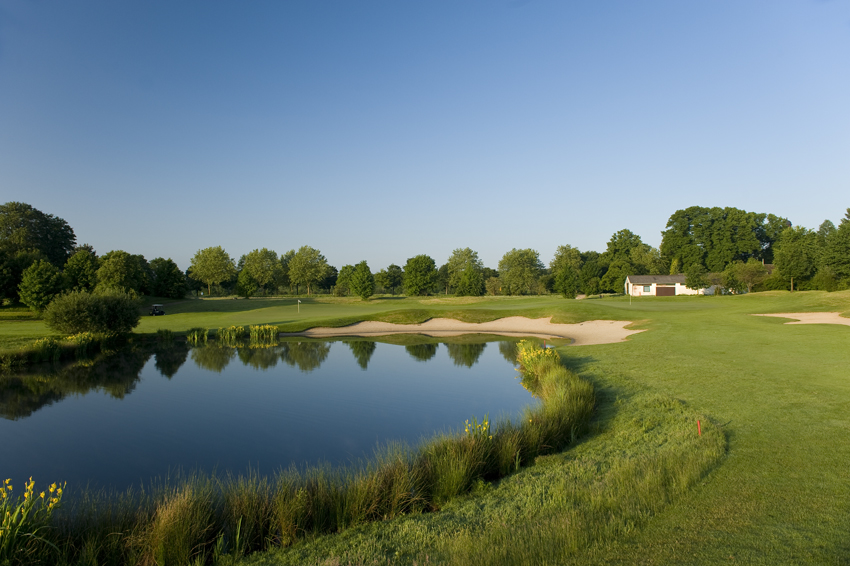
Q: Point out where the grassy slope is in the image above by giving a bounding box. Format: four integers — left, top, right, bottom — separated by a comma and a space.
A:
3, 292, 849, 563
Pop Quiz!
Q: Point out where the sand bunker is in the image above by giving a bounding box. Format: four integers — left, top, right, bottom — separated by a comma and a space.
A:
753, 312, 850, 326
282, 316, 644, 346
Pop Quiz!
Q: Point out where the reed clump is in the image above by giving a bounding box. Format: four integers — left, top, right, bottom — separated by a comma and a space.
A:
249, 324, 279, 346
185, 327, 208, 346
217, 326, 245, 347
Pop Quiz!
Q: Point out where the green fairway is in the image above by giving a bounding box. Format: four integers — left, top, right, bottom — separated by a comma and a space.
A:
2, 291, 849, 564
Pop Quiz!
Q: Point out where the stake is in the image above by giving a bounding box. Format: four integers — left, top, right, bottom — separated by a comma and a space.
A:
297, 299, 301, 313
697, 419, 702, 436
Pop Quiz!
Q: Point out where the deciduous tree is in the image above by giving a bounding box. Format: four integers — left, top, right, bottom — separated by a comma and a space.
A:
287, 246, 329, 295
0, 202, 76, 266
149, 258, 186, 299
498, 248, 543, 295
774, 226, 818, 291
64, 248, 100, 292
18, 259, 64, 312
189, 246, 237, 297
403, 255, 437, 296
350, 261, 375, 300
242, 248, 283, 295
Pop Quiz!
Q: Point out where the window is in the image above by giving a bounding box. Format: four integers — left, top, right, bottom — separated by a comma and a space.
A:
643, 285, 651, 293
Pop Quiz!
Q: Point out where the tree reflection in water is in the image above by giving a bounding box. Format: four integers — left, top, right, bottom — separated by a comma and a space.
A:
154, 343, 189, 379
279, 341, 330, 373
498, 341, 518, 364
445, 342, 487, 368
405, 343, 438, 362
237, 346, 280, 370
191, 346, 235, 373
0, 346, 153, 420
345, 340, 377, 370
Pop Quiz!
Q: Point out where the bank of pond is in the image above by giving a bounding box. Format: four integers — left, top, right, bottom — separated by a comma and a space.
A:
0, 336, 604, 565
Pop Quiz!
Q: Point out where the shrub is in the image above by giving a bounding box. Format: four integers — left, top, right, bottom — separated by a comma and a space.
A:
43, 290, 141, 335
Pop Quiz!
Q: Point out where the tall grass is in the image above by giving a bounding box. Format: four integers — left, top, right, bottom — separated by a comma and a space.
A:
217, 326, 246, 347
185, 328, 208, 346
249, 325, 279, 346
19, 342, 594, 565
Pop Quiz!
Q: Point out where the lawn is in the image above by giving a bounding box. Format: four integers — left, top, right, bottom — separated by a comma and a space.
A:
2, 291, 848, 564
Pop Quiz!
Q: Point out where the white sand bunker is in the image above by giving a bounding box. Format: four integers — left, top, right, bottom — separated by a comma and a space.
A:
753, 312, 850, 326
284, 316, 644, 346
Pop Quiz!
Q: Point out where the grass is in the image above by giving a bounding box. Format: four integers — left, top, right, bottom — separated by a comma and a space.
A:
2, 290, 849, 564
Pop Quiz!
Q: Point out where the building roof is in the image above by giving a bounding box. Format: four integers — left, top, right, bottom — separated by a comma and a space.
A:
626, 274, 687, 285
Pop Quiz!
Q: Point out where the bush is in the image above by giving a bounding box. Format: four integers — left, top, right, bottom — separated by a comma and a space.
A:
43, 290, 141, 335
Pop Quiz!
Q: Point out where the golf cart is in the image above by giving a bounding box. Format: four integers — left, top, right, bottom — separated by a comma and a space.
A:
150, 304, 165, 316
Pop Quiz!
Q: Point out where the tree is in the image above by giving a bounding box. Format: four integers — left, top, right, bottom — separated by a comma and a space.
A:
18, 259, 64, 312
660, 206, 789, 272
64, 248, 100, 292
242, 248, 283, 295
823, 209, 850, 281
287, 246, 328, 295
149, 258, 187, 299
498, 249, 543, 295
235, 269, 258, 298
350, 261, 375, 300
335, 264, 355, 296
598, 230, 654, 292
44, 289, 141, 335
774, 226, 818, 291
485, 276, 501, 296
96, 251, 151, 296
550, 245, 582, 298
189, 246, 237, 296
374, 269, 390, 294
384, 264, 403, 294
403, 255, 438, 296
729, 258, 769, 293
446, 248, 483, 292
319, 265, 338, 292
684, 263, 709, 292
455, 261, 484, 296
0, 202, 76, 266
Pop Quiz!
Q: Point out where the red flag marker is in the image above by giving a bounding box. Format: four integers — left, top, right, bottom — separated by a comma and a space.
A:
697, 419, 702, 436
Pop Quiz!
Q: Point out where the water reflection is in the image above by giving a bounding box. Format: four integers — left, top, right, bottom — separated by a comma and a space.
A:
445, 342, 487, 368
498, 341, 518, 364
0, 346, 152, 420
237, 346, 280, 370
406, 343, 438, 362
154, 344, 189, 379
279, 342, 330, 373
345, 340, 377, 370
191, 346, 235, 373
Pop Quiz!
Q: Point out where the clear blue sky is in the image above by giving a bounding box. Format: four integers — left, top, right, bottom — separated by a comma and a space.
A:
1, 0, 848, 271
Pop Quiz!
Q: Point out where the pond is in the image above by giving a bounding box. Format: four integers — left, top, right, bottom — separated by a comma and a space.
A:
0, 336, 541, 493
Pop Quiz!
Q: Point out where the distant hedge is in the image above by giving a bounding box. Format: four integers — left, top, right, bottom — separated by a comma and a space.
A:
44, 290, 141, 335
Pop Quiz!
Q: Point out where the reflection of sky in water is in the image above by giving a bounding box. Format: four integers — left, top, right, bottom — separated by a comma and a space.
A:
0, 339, 537, 492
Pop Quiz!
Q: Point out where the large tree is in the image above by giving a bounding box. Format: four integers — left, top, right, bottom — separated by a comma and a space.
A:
349, 261, 375, 301
0, 202, 76, 267
446, 248, 483, 293
189, 246, 237, 296
96, 250, 152, 295
498, 248, 543, 295
287, 246, 329, 295
550, 245, 583, 298
242, 248, 283, 295
774, 226, 818, 291
660, 206, 789, 272
335, 264, 355, 296
18, 259, 64, 312
822, 209, 850, 281
403, 255, 438, 296
149, 257, 187, 299
64, 247, 100, 292
598, 230, 658, 292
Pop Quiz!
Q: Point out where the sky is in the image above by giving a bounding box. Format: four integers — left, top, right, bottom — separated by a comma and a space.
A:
1, 0, 848, 272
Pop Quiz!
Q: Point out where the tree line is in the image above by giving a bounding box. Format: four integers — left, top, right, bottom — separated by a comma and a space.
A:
2, 201, 849, 313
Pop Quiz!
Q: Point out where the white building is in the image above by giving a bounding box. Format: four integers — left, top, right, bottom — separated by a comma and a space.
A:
624, 274, 712, 296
